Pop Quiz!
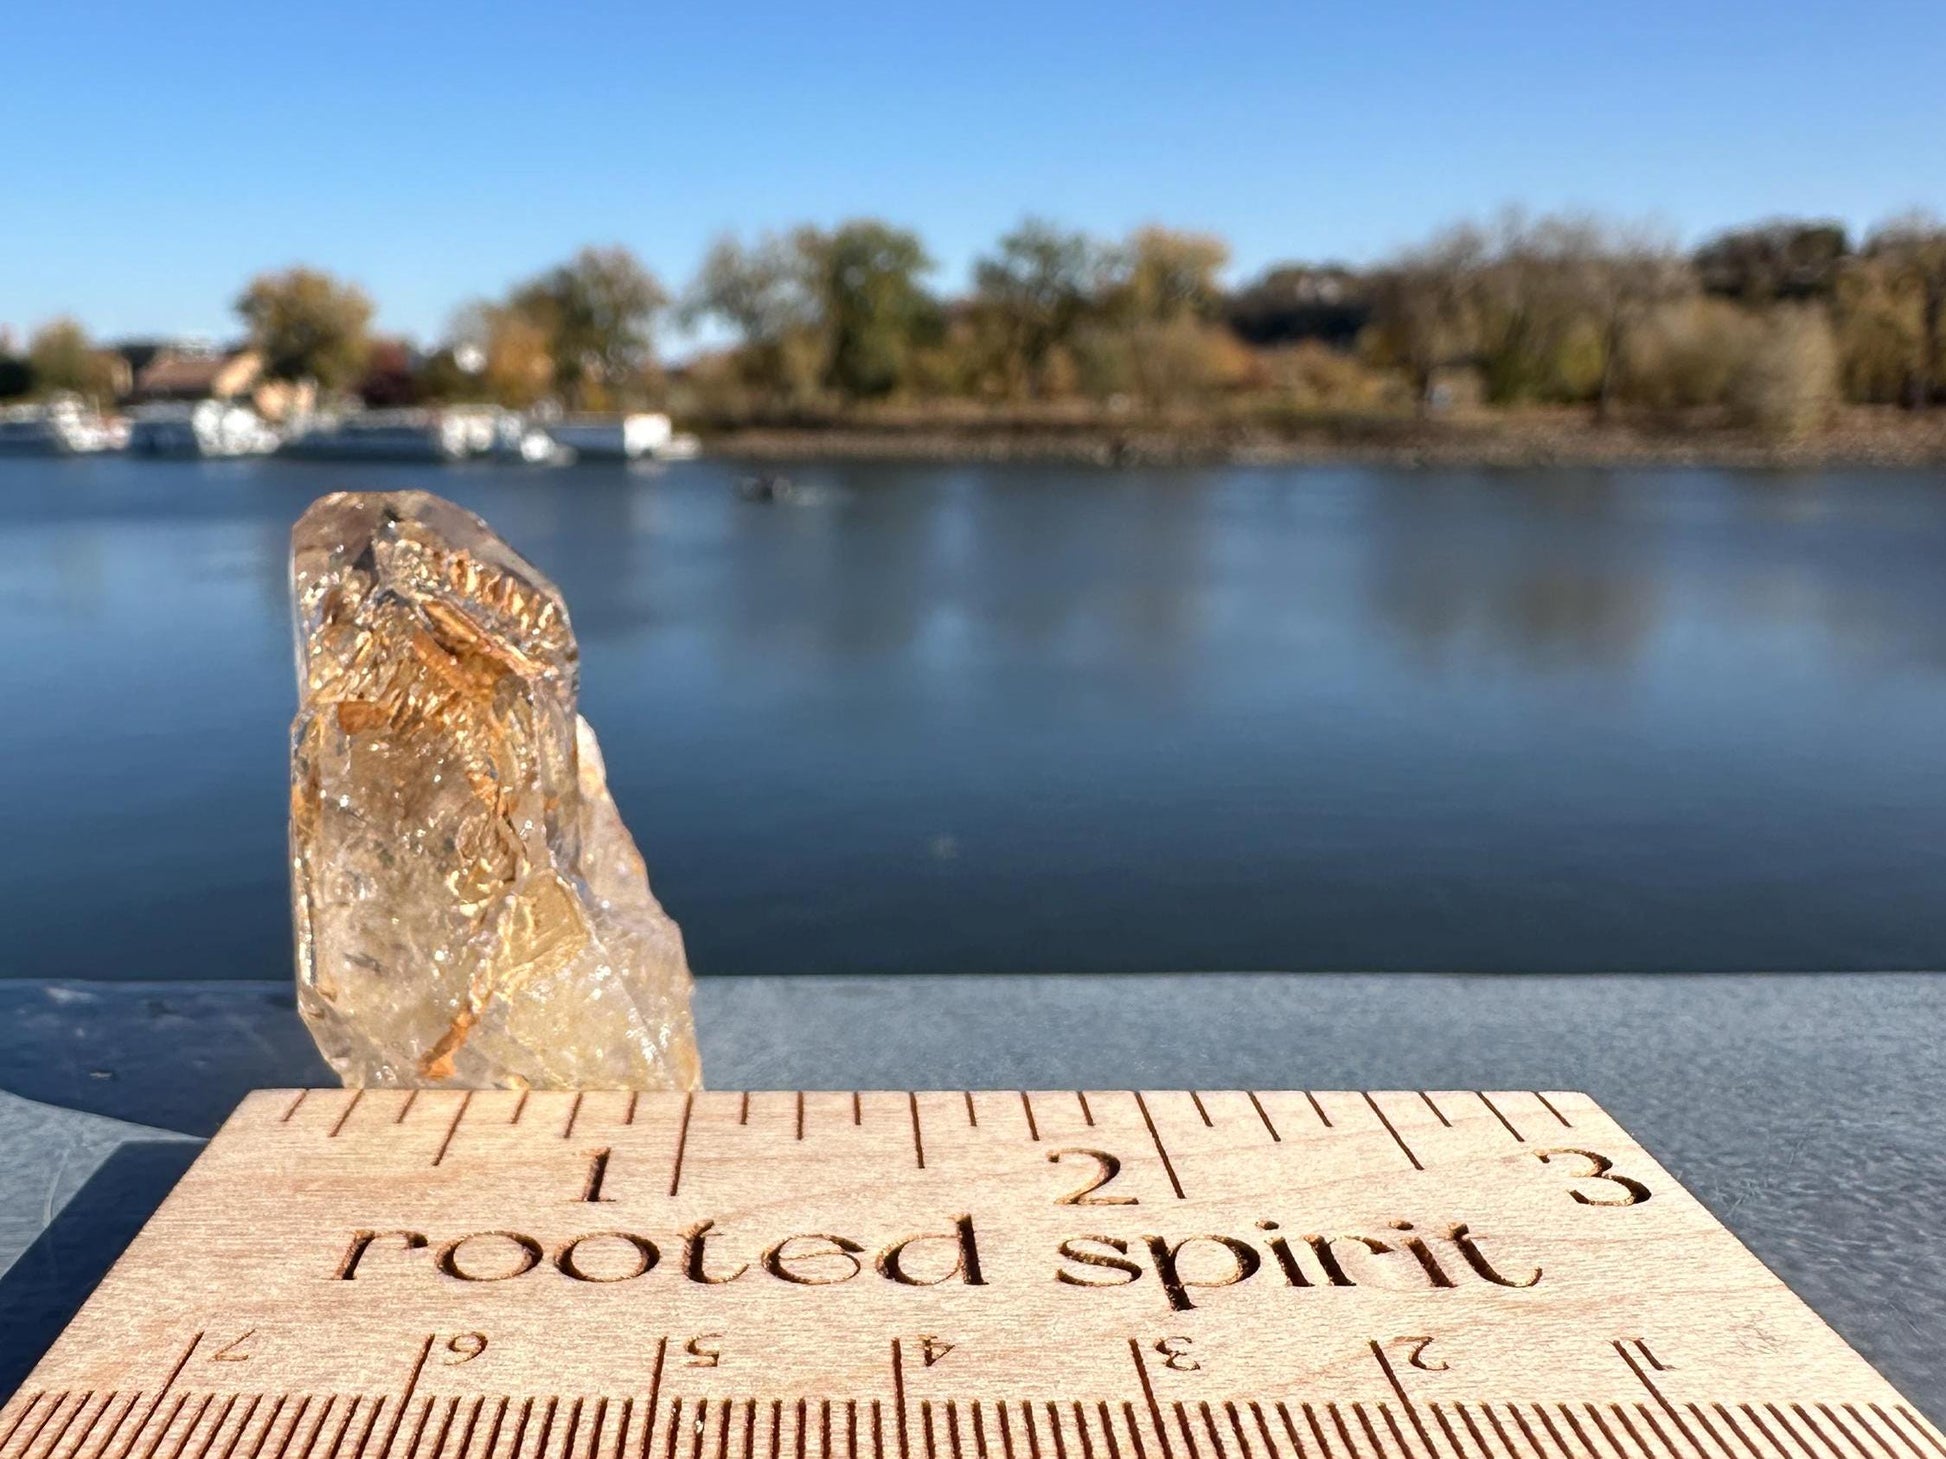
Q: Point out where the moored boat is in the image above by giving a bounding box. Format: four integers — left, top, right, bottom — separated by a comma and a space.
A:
280, 409, 474, 462
545, 412, 699, 461
0, 398, 120, 455
127, 400, 280, 458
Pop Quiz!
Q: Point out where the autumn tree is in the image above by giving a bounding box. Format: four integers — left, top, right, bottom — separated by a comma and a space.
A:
1694, 220, 1849, 304
971, 219, 1100, 398
1105, 226, 1229, 323
800, 221, 937, 400
234, 267, 374, 391
1568, 222, 1691, 421
26, 318, 120, 403
510, 245, 668, 409
680, 232, 821, 404
447, 301, 557, 409
1861, 213, 1946, 408
1366, 225, 1488, 411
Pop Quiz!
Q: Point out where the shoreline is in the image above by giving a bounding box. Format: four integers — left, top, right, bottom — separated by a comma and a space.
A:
698, 410, 1946, 469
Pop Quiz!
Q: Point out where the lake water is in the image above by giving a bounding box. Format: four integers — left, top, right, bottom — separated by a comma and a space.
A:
2, 454, 1944, 980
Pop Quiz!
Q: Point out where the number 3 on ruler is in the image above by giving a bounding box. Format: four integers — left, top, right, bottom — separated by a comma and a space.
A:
1535, 1149, 1651, 1206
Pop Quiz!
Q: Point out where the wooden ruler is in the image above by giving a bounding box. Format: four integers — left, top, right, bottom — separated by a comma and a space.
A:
4, 1090, 1937, 1459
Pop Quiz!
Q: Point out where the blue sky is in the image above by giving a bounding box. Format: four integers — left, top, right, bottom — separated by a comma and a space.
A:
3, 0, 1942, 345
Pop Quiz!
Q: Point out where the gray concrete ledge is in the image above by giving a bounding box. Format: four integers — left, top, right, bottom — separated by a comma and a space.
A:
1, 973, 1942, 1415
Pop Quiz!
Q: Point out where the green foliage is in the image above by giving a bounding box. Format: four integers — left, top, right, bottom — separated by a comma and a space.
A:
1103, 226, 1229, 324
680, 233, 821, 405
972, 219, 1100, 398
27, 317, 120, 402
1857, 214, 1946, 408
234, 267, 374, 391
1695, 221, 1850, 303
801, 220, 938, 400
510, 245, 668, 409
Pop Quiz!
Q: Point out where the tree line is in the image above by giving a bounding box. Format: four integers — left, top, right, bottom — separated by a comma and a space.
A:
6, 210, 1946, 435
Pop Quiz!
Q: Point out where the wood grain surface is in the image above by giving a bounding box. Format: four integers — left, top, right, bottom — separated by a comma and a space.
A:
2, 1091, 1936, 1459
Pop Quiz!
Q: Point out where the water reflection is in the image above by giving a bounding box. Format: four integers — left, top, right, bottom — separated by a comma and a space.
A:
1, 455, 1944, 979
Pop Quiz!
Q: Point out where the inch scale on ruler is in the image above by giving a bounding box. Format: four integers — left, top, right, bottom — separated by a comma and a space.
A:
3, 1090, 1940, 1459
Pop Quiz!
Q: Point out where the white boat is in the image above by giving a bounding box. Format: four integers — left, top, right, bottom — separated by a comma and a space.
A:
0, 398, 119, 455
545, 412, 698, 461
281, 409, 475, 462
127, 400, 280, 458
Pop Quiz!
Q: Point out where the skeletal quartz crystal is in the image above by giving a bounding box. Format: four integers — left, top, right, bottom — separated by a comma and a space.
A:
290, 490, 701, 1089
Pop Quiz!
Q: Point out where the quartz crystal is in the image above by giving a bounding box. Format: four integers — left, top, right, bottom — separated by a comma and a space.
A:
290, 490, 701, 1089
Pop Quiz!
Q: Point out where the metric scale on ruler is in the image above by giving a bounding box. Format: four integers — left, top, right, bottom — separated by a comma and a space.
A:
3, 1090, 1938, 1459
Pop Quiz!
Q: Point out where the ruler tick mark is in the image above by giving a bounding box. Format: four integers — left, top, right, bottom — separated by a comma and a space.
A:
1098, 1405, 1122, 1459
908, 1095, 925, 1169
1304, 1093, 1333, 1128
396, 1092, 419, 1124
1534, 1093, 1572, 1128
1892, 1412, 1945, 1459
891, 1343, 911, 1459
478, 1400, 508, 1459
1272, 1405, 1306, 1459
329, 1091, 365, 1138
374, 1338, 435, 1459
319, 1398, 361, 1459
1361, 1094, 1423, 1171
1368, 1342, 1438, 1459
669, 1094, 694, 1196
1771, 1406, 1833, 1459
431, 1093, 471, 1167
1867, 1407, 1926, 1459
1373, 1406, 1414, 1459
1020, 1094, 1039, 1142
1133, 1092, 1186, 1198
1613, 1404, 1666, 1459
85, 1394, 143, 1459
1477, 1094, 1524, 1144
1576, 1404, 1629, 1459
563, 1094, 584, 1139
1451, 1406, 1492, 1459
133, 1395, 189, 1459
1245, 1404, 1277, 1459
1704, 1408, 1766, 1459
964, 1092, 978, 1127
1189, 1093, 1212, 1128
1246, 1093, 1279, 1142
1427, 1406, 1466, 1459
1789, 1406, 1849, 1459
1554, 1404, 1603, 1459
1633, 1405, 1686, 1459
1417, 1092, 1452, 1128
1128, 1342, 1172, 1459
1077, 1093, 1094, 1127
1842, 1408, 1902, 1459
797, 1091, 806, 1141
1613, 1342, 1708, 1458
281, 1092, 308, 1123
510, 1092, 529, 1126
1810, 1407, 1874, 1459
38, 1390, 97, 1459
213, 1397, 259, 1459
120, 1334, 202, 1459
1224, 1403, 1252, 1459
